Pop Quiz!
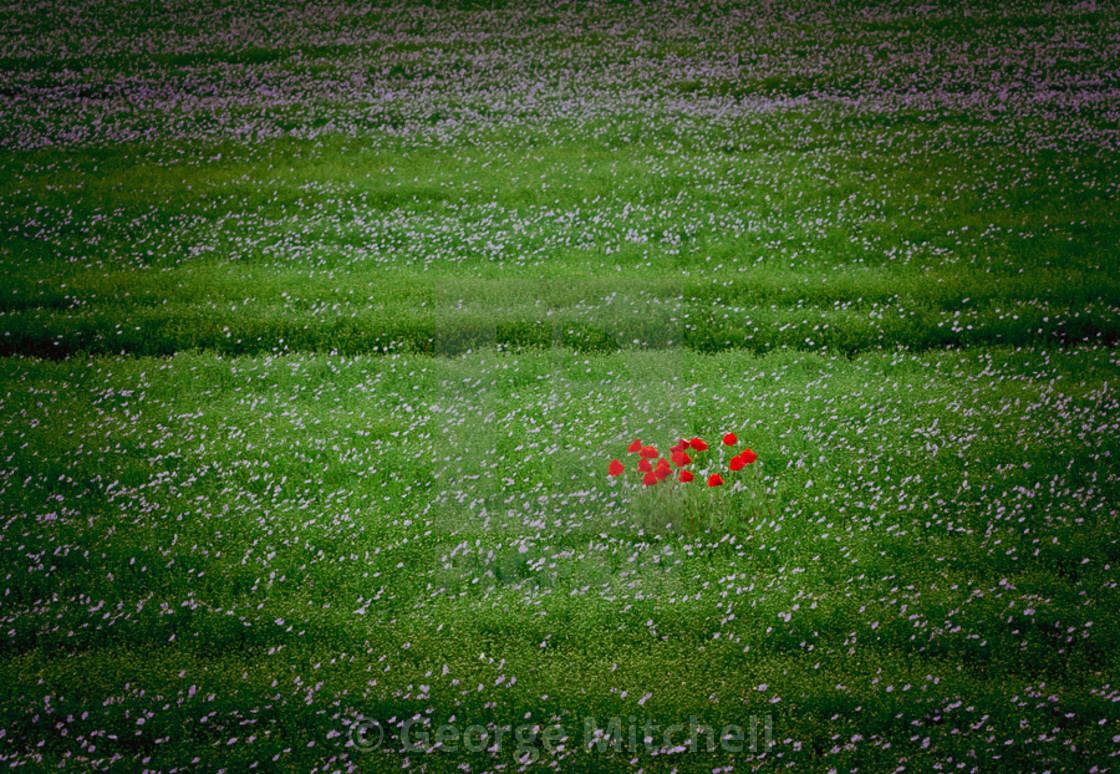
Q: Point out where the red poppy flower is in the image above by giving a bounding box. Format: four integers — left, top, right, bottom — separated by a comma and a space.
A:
678, 470, 695, 483
608, 459, 624, 476
689, 437, 708, 451
740, 448, 757, 464
639, 445, 659, 459
628, 439, 642, 453
654, 466, 671, 481
655, 457, 671, 470
707, 474, 724, 487
637, 457, 653, 473
729, 457, 744, 472
723, 432, 737, 446
642, 472, 658, 486
669, 441, 685, 455
671, 451, 692, 468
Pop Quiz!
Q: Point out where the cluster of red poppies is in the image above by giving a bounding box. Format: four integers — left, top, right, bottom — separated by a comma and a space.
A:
608, 433, 756, 487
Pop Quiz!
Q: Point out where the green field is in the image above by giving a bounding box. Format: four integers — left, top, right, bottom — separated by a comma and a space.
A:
1, 0, 1119, 771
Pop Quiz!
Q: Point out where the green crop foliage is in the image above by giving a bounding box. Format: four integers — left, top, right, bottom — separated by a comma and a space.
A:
1, 0, 1119, 770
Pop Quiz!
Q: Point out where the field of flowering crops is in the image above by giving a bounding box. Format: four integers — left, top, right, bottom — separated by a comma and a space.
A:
2, 0, 1119, 771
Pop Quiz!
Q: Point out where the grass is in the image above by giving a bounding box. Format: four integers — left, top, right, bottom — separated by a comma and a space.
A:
1, 0, 1119, 771
3, 345, 1117, 770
